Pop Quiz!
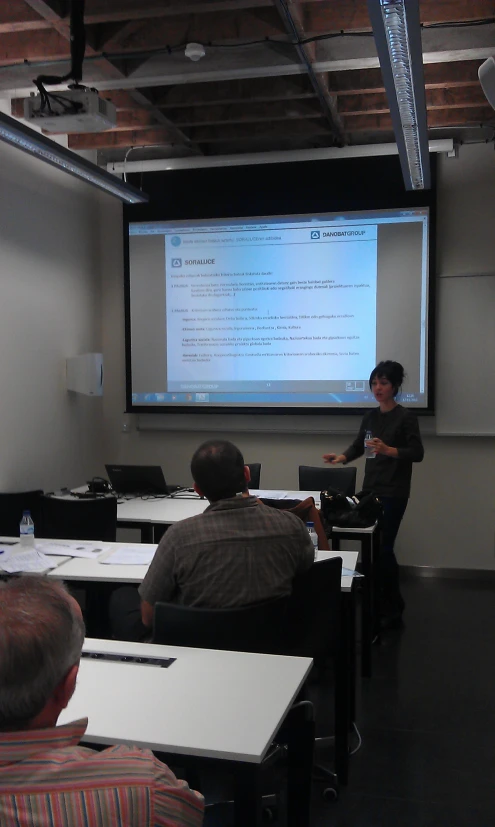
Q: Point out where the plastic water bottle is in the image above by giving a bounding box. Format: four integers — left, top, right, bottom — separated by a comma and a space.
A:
19, 510, 35, 547
306, 522, 318, 559
364, 429, 375, 459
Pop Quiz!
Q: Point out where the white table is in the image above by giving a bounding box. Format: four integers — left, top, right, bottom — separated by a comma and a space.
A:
115, 488, 378, 677
60, 637, 313, 826
47, 543, 358, 592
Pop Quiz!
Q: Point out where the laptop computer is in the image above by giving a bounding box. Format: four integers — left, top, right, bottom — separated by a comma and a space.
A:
105, 464, 178, 496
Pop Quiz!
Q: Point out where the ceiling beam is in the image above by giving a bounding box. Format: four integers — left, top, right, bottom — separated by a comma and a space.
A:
338, 85, 489, 115
344, 105, 495, 131
69, 127, 179, 149
272, 0, 346, 145
170, 99, 323, 126
68, 117, 331, 148
154, 75, 316, 108
6, 45, 488, 96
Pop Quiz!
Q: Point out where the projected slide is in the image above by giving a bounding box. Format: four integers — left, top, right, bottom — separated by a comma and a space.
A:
165, 224, 377, 389
127, 208, 429, 410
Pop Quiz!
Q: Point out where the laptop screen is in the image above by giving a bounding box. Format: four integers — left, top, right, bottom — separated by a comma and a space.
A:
105, 464, 169, 495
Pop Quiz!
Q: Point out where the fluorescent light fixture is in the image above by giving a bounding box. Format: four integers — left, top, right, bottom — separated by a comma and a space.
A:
0, 111, 148, 204
367, 0, 430, 190
108, 139, 453, 174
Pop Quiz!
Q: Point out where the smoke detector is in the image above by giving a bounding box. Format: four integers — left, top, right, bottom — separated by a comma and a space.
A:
185, 42, 206, 62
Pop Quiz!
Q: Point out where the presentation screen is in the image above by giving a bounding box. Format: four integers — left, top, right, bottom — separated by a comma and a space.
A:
126, 207, 431, 412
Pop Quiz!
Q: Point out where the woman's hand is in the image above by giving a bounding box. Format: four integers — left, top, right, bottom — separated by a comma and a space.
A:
368, 438, 397, 457
322, 453, 346, 465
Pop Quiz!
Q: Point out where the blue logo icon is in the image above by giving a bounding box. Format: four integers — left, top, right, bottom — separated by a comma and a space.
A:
172, 258, 182, 267
171, 236, 181, 247
311, 230, 320, 240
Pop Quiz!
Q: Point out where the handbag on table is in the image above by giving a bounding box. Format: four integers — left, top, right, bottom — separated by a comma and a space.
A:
320, 488, 383, 538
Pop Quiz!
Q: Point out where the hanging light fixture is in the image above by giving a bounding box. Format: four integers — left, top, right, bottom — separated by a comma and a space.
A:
367, 0, 430, 190
0, 111, 148, 203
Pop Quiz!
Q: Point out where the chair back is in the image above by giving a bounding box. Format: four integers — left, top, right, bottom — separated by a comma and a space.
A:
298, 465, 357, 496
286, 556, 342, 659
40, 495, 117, 541
0, 490, 44, 537
247, 463, 261, 489
153, 594, 289, 654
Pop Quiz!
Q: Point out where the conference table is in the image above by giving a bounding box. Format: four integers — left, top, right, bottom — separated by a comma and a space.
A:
115, 488, 379, 678
59, 637, 313, 827
0, 537, 359, 786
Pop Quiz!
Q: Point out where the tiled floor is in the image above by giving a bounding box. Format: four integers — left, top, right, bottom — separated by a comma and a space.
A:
311, 576, 495, 826
205, 576, 495, 825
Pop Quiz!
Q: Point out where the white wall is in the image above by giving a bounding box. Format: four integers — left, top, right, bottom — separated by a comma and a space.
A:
0, 139, 104, 492
100, 142, 495, 570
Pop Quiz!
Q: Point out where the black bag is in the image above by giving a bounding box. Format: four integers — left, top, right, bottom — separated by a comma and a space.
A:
320, 488, 383, 532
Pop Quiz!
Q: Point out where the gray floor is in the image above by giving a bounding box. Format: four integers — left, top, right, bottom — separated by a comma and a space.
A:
205, 577, 495, 826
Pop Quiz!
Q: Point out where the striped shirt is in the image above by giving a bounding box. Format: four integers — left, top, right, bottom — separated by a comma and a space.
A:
0, 718, 204, 827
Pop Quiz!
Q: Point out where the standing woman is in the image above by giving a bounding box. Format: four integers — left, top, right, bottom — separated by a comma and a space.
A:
323, 360, 424, 628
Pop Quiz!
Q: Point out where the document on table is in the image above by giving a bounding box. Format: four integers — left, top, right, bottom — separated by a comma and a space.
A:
0, 550, 60, 574
252, 490, 290, 499
342, 568, 365, 578
36, 541, 111, 559
101, 546, 155, 566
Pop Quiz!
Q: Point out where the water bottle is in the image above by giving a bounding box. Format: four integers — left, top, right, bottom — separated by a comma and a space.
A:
364, 429, 375, 459
306, 522, 318, 559
19, 510, 35, 547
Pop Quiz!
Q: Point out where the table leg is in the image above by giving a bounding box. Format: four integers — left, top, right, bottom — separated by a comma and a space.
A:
285, 702, 314, 826
348, 585, 357, 727
233, 763, 262, 827
360, 536, 373, 678
141, 524, 154, 543
336, 592, 351, 785
371, 525, 382, 641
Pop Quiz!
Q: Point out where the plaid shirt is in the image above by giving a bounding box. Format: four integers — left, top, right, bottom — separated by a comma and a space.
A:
0, 718, 204, 827
139, 495, 314, 608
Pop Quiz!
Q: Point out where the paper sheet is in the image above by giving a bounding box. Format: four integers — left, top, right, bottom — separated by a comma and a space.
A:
342, 568, 365, 578
101, 546, 155, 566
0, 546, 13, 561
251, 490, 289, 499
0, 550, 59, 574
37, 541, 111, 559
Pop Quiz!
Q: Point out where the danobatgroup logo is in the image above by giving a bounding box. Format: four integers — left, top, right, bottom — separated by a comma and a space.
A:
171, 258, 182, 267
310, 230, 320, 240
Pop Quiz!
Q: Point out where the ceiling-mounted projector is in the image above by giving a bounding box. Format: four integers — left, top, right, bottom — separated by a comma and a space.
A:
24, 88, 117, 133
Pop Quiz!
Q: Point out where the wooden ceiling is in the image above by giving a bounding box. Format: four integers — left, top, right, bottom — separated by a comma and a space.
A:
2, 0, 495, 163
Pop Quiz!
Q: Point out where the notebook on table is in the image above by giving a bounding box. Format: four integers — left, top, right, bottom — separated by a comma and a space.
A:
105, 464, 181, 496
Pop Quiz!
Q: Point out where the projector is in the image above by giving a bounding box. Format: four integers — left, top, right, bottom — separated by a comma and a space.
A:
24, 88, 117, 133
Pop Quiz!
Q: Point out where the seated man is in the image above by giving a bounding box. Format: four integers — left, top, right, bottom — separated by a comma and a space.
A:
110, 440, 314, 640
0, 576, 204, 827
141, 440, 314, 628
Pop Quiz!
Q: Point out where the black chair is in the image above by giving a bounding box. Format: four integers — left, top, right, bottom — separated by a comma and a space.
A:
0, 490, 44, 537
152, 595, 312, 825
286, 555, 345, 796
298, 465, 357, 496
40, 495, 117, 541
246, 463, 261, 489
153, 594, 288, 653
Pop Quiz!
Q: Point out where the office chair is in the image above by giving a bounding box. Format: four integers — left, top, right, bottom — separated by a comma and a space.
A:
298, 465, 357, 496
246, 462, 261, 489
39, 494, 117, 541
0, 490, 44, 537
286, 555, 343, 798
152, 595, 312, 825
153, 594, 288, 653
